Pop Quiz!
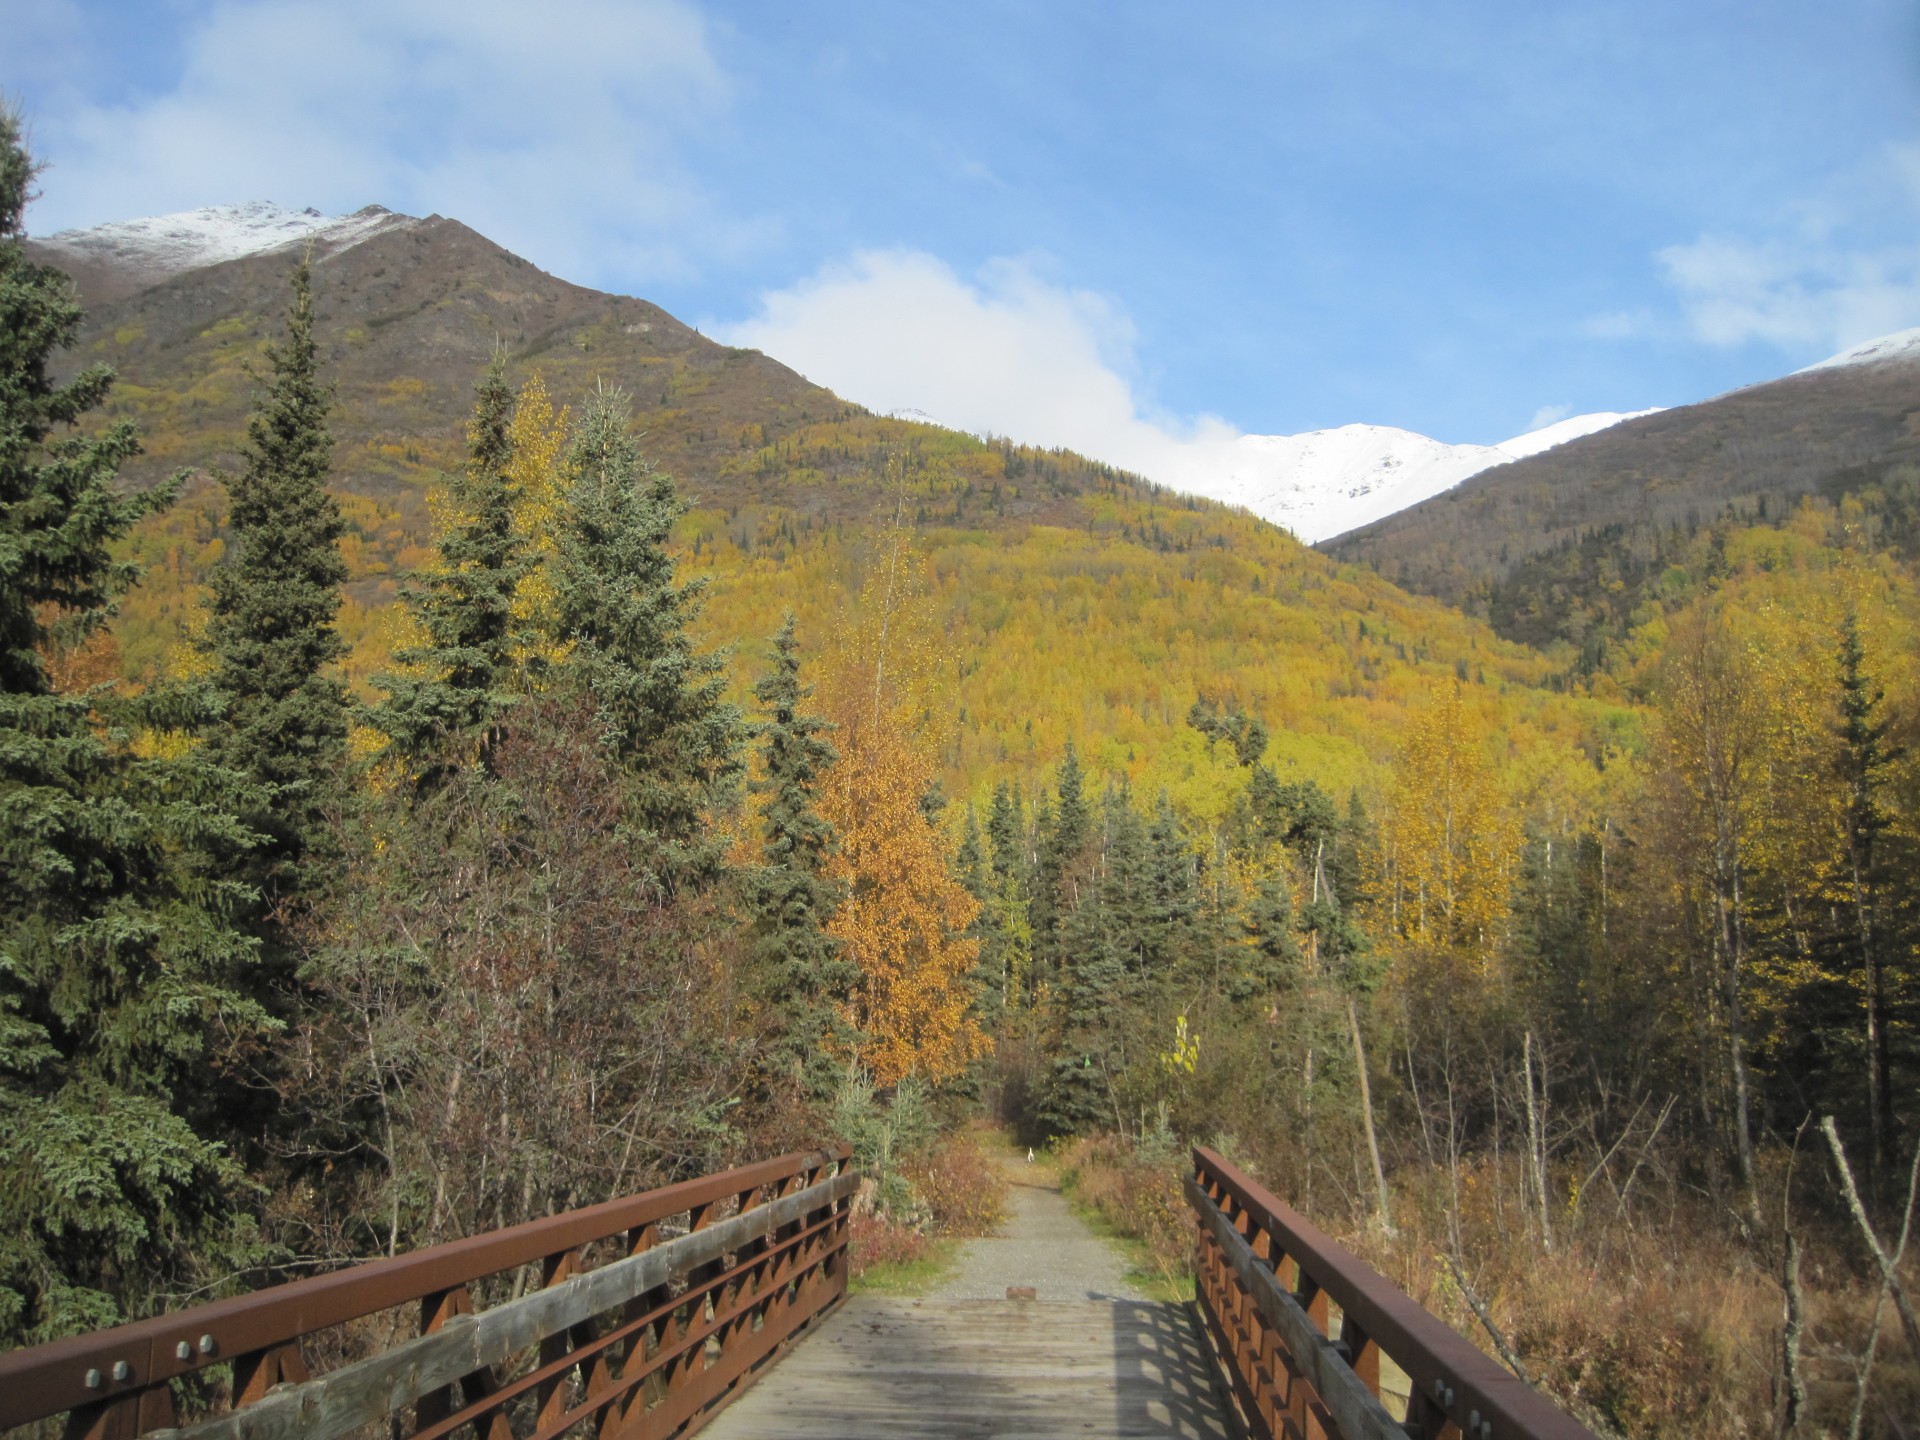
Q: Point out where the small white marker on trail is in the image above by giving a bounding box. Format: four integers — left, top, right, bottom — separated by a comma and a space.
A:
1027, 1148, 1034, 1163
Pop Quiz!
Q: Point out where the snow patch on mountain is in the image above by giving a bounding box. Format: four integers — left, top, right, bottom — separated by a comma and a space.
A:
31, 203, 416, 292
1164, 408, 1661, 544
1795, 326, 1920, 375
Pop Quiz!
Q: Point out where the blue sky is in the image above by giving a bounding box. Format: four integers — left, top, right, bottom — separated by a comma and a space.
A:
8, 0, 1920, 478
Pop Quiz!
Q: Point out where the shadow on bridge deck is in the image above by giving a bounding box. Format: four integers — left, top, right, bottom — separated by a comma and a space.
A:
700, 1294, 1232, 1439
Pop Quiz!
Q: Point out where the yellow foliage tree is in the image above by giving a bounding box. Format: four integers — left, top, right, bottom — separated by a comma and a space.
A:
1379, 681, 1521, 963
505, 372, 571, 679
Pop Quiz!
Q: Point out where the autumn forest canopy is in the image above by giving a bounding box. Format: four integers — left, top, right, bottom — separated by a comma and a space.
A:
3, 114, 1919, 1436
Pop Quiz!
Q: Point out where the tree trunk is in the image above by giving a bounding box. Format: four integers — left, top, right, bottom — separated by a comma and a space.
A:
1524, 1029, 1553, 1253
1714, 828, 1760, 1225
1348, 995, 1393, 1235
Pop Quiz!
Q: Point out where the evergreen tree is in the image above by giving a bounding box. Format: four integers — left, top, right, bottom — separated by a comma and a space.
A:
986, 781, 1025, 883
202, 254, 348, 902
552, 384, 744, 891
746, 617, 857, 1103
1043, 859, 1125, 1137
1098, 783, 1152, 983
1832, 613, 1902, 1182
0, 113, 270, 1344
982, 782, 1032, 1010
1144, 789, 1198, 977
1239, 871, 1303, 1004
1030, 743, 1090, 992
374, 352, 527, 780
956, 806, 1008, 1033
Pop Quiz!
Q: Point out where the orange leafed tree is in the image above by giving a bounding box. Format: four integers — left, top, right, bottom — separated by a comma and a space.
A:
817, 519, 988, 1083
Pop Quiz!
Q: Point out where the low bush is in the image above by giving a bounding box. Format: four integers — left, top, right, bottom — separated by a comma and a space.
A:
907, 1135, 1010, 1238
846, 1209, 929, 1280
1057, 1133, 1192, 1294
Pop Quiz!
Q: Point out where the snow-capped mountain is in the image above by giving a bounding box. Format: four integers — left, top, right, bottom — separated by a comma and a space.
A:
1794, 326, 1920, 375
30, 202, 416, 298
1166, 408, 1662, 545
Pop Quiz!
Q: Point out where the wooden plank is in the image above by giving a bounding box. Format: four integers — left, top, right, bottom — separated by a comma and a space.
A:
140, 1174, 856, 1440
701, 1298, 1232, 1440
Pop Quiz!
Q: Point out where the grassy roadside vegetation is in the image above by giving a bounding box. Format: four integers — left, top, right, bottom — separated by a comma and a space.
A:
1049, 1134, 1196, 1303
847, 1229, 963, 1297
839, 1093, 1010, 1297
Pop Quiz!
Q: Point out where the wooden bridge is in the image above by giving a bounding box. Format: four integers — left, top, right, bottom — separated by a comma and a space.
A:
0, 1145, 1599, 1440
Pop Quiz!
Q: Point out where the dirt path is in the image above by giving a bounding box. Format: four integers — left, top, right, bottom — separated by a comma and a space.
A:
928, 1149, 1148, 1302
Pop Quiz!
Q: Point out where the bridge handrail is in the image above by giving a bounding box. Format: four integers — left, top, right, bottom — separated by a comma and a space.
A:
0, 1143, 853, 1440
1190, 1146, 1597, 1440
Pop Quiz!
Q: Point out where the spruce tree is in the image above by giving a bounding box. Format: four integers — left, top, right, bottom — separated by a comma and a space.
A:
552, 384, 743, 891
956, 806, 1008, 1033
0, 112, 270, 1344
982, 782, 1032, 1010
374, 352, 527, 780
1833, 613, 1901, 1182
986, 781, 1025, 884
1133, 789, 1200, 993
202, 254, 348, 901
1029, 743, 1090, 991
746, 616, 857, 1103
1239, 872, 1303, 1003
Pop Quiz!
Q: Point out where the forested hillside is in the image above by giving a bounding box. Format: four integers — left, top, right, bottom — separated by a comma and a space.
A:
31, 204, 1621, 810
6, 126, 1918, 1438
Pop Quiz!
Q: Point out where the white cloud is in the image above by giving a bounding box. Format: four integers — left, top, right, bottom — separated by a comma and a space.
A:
25, 0, 741, 287
1658, 233, 1920, 353
714, 248, 1245, 490
1525, 403, 1572, 431
1657, 145, 1920, 356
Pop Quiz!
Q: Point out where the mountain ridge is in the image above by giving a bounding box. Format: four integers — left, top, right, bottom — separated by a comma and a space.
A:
34, 203, 1660, 543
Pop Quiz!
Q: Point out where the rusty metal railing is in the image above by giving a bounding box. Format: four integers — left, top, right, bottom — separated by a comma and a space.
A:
0, 1144, 855, 1440
1188, 1146, 1597, 1440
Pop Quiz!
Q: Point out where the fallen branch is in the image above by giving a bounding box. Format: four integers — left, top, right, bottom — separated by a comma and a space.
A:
1443, 1254, 1627, 1440
1442, 1252, 1531, 1384
1819, 1117, 1920, 1357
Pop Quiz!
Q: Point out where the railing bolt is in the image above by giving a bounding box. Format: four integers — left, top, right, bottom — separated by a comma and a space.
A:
84, 1368, 102, 1390
111, 1361, 131, 1382
199, 1333, 217, 1356
176, 1341, 193, 1361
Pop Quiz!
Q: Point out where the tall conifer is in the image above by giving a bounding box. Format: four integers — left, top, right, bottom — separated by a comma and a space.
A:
203, 254, 348, 899
374, 352, 527, 779
746, 617, 856, 1102
1030, 743, 1089, 992
0, 113, 269, 1344
552, 384, 743, 892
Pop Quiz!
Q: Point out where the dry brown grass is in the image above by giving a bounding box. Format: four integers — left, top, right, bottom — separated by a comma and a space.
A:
1324, 1155, 1920, 1440
1049, 1129, 1918, 1439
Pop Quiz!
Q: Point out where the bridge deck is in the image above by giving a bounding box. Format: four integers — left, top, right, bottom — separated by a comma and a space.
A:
702, 1296, 1232, 1438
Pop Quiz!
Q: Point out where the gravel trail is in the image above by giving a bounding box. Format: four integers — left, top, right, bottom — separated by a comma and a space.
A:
928, 1150, 1147, 1302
